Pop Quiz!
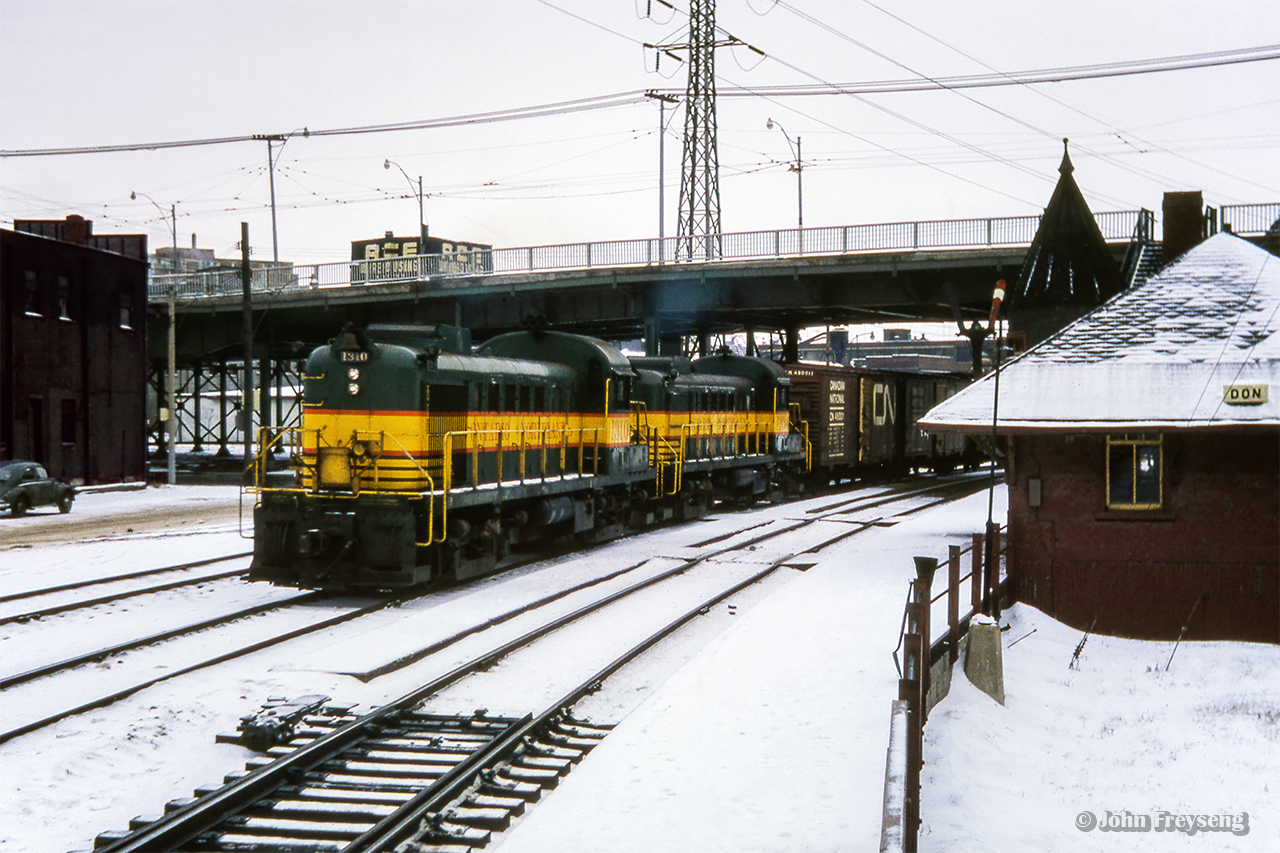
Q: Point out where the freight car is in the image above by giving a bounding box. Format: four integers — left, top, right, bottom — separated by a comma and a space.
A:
786, 363, 976, 485
248, 324, 808, 590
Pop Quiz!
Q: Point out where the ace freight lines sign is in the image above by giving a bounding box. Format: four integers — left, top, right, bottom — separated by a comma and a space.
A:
350, 233, 493, 283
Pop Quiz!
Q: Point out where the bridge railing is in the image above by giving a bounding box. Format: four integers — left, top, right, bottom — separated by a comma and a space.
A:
1222, 201, 1280, 236
149, 204, 1278, 301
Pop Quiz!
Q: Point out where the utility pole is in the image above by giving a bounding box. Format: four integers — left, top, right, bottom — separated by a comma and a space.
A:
240, 223, 254, 470
653, 0, 750, 261
254, 134, 285, 264
645, 91, 678, 262
131, 190, 179, 484
677, 0, 721, 261
385, 159, 427, 248
766, 118, 803, 253
654, 0, 759, 260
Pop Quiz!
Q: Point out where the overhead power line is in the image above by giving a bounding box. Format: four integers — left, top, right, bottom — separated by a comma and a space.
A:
0, 93, 651, 158
3, 44, 1275, 159
716, 43, 1280, 97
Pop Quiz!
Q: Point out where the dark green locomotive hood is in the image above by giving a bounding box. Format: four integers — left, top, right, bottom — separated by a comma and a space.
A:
328, 323, 472, 359
477, 330, 636, 379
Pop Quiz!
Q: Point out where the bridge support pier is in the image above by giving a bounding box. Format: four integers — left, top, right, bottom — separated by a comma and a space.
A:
216, 361, 230, 458
783, 323, 799, 363
145, 351, 306, 471
643, 315, 685, 357
190, 362, 204, 453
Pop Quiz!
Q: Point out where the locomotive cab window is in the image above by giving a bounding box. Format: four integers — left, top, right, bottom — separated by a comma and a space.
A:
1106, 434, 1163, 510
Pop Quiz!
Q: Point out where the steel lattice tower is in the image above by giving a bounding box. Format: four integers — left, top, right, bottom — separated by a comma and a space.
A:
677, 0, 721, 261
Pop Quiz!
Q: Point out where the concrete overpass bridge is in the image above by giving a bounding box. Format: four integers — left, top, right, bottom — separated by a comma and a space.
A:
143, 203, 1279, 460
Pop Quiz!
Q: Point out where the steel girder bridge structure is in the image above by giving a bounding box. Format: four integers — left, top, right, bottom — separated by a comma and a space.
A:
143, 203, 1280, 461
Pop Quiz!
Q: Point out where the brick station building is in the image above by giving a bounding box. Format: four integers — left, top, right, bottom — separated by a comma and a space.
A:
921, 233, 1279, 643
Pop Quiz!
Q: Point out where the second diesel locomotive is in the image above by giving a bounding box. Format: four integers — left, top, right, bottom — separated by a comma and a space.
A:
249, 323, 808, 590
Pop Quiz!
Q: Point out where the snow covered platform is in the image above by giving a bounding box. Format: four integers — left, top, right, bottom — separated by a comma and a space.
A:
494, 488, 1006, 853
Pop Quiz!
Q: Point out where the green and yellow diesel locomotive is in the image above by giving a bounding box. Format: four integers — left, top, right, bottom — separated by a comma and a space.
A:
248, 323, 809, 590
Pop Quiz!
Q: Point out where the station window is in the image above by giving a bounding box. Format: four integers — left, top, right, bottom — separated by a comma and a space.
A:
1106, 434, 1163, 510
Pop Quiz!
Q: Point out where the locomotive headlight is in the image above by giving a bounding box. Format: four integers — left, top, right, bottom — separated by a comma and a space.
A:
347, 382, 360, 396
347, 367, 360, 381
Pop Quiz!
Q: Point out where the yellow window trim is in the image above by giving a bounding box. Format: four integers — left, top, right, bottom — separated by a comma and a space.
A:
1105, 433, 1163, 510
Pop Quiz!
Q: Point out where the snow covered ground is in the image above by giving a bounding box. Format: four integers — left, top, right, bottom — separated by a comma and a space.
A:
1, 483, 1275, 852
493, 484, 1008, 852
922, 603, 1280, 852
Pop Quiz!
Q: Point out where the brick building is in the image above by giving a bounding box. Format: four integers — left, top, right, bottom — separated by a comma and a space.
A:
1, 216, 150, 484
921, 233, 1279, 642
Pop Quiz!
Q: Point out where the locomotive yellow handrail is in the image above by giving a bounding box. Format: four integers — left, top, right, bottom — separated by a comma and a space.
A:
630, 401, 650, 444
248, 426, 436, 500
789, 402, 812, 472
634, 410, 788, 498
649, 426, 683, 495
442, 425, 606, 492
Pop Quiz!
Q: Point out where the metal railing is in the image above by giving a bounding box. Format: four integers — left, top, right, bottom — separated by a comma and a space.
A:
883, 524, 1009, 853
148, 203, 1279, 302
442, 425, 606, 492
1222, 201, 1280, 236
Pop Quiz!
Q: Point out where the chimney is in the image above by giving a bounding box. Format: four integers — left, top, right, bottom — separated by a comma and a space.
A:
64, 214, 92, 244
1163, 191, 1204, 263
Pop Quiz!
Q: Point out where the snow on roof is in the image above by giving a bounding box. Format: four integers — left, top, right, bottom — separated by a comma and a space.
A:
920, 233, 1280, 433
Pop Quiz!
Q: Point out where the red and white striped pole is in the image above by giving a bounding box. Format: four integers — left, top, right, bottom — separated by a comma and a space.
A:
988, 279, 1006, 327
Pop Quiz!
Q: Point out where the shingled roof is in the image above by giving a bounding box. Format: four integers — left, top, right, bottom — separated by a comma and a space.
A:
1004, 140, 1126, 347
920, 232, 1279, 433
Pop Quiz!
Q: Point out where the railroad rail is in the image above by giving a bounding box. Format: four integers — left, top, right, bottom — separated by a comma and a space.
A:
0, 590, 320, 692
0, 552, 251, 608
90, 474, 992, 851
0, 553, 252, 626
0, 593, 402, 746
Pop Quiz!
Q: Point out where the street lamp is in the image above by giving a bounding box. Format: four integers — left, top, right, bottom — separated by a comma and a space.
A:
384, 159, 426, 250
131, 190, 178, 486
766, 118, 803, 252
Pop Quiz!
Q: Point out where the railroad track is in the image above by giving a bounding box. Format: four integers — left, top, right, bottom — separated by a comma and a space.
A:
0, 590, 407, 746
89, 474, 993, 851
0, 551, 253, 625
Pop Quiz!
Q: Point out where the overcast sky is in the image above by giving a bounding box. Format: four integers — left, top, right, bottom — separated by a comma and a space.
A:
2, 0, 1277, 263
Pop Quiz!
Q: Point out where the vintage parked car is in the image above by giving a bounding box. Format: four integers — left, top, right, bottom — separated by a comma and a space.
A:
0, 461, 75, 516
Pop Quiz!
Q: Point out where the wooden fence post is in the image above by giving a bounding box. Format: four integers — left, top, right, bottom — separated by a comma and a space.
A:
948, 544, 961, 664
988, 521, 1002, 620
898, 628, 922, 853
971, 533, 983, 614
